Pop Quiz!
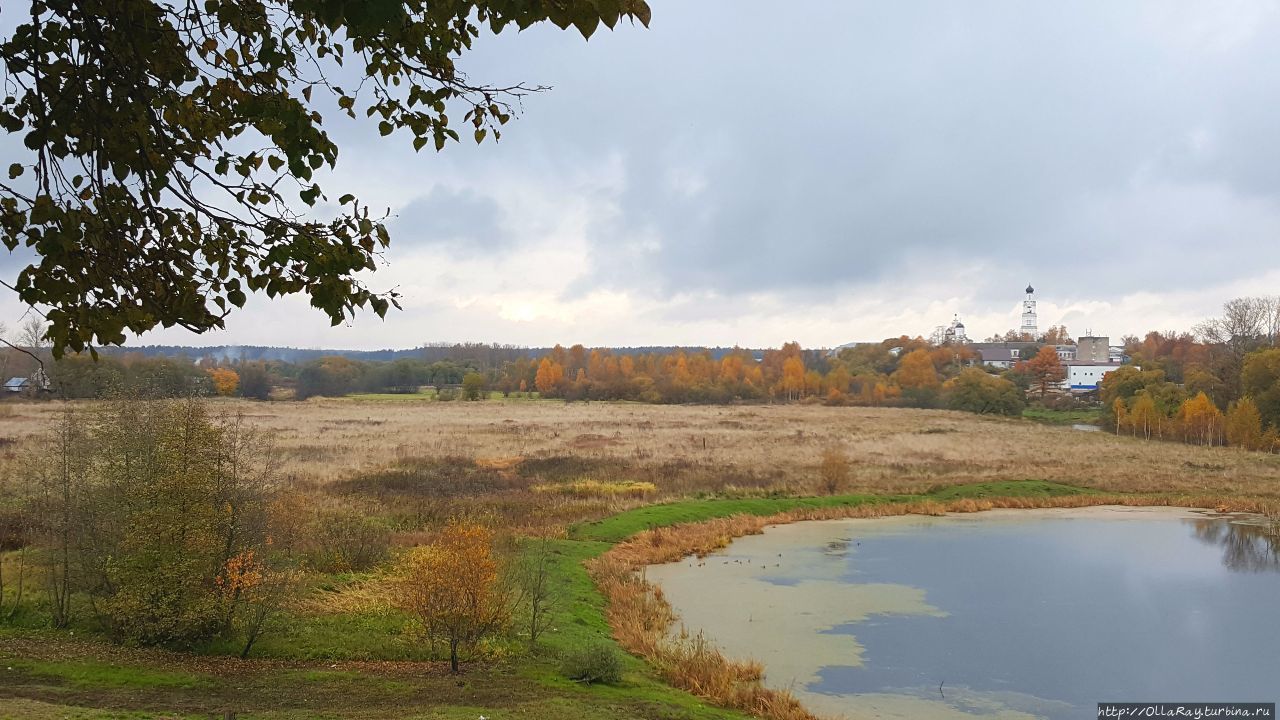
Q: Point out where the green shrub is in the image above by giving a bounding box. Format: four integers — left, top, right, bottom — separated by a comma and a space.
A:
561, 642, 624, 685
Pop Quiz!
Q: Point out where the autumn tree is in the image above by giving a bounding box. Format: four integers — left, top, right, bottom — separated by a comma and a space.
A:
892, 349, 940, 406
779, 356, 806, 401
1225, 397, 1264, 451
207, 367, 240, 397
534, 358, 564, 397
1242, 349, 1280, 430
1041, 325, 1073, 345
1019, 346, 1067, 401
943, 368, 1025, 417
1179, 392, 1224, 447
1, 1, 651, 355
397, 521, 512, 673
30, 397, 282, 647
1113, 398, 1130, 436
1127, 393, 1161, 440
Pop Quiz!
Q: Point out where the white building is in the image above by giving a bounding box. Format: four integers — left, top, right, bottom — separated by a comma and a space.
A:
1064, 361, 1124, 391
1020, 284, 1038, 338
941, 315, 968, 344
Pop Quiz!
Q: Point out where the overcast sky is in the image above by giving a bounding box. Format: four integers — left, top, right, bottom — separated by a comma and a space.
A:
7, 0, 1280, 349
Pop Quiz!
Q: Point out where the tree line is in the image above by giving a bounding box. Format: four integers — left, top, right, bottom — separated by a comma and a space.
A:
1102, 295, 1280, 451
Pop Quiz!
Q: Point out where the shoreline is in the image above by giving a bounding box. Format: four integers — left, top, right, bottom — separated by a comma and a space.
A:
588, 495, 1279, 720
642, 505, 1264, 720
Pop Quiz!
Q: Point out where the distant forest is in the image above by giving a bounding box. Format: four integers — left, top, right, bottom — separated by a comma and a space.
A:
4, 295, 1280, 453
94, 343, 764, 365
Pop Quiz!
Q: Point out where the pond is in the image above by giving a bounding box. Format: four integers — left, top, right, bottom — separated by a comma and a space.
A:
644, 507, 1280, 720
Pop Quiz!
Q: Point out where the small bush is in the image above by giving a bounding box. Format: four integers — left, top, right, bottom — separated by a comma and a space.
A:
818, 446, 849, 495
307, 511, 391, 573
561, 642, 624, 685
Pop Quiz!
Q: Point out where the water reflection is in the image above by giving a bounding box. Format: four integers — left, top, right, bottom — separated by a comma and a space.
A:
648, 509, 1280, 720
1188, 518, 1280, 572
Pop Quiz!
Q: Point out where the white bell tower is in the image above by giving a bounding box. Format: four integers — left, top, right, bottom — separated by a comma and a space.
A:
1020, 284, 1038, 338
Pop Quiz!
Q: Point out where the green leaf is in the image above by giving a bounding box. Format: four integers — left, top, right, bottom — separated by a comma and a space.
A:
474, 128, 486, 143
7, 163, 22, 179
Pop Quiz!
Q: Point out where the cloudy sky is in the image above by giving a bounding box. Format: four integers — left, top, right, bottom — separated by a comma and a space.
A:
7, 0, 1280, 349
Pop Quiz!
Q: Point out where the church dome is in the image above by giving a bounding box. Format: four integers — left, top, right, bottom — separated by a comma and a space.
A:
1025, 284, 1034, 294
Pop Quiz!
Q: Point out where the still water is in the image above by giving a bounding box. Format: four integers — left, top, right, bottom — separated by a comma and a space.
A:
644, 507, 1280, 720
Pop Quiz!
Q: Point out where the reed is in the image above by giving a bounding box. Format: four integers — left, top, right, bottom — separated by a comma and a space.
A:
532, 480, 658, 499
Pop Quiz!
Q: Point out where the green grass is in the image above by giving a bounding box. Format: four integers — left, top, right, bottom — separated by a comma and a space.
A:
2, 480, 1106, 720
0, 699, 202, 720
1022, 406, 1104, 425
570, 480, 1097, 543
924, 480, 1096, 500
280, 668, 415, 694
209, 608, 425, 660
8, 659, 213, 691
570, 493, 910, 543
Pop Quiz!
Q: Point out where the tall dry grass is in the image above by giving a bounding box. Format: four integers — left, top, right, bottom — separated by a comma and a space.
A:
5, 398, 1280, 544
4, 399, 1280, 502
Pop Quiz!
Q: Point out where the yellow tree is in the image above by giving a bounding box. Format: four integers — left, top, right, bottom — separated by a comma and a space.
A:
780, 356, 805, 401
719, 354, 744, 384
1129, 393, 1160, 440
804, 369, 824, 398
893, 349, 939, 389
534, 357, 564, 397
825, 365, 851, 395
1112, 398, 1129, 435
1179, 392, 1224, 447
207, 367, 240, 396
892, 349, 939, 406
396, 521, 512, 673
1225, 397, 1264, 450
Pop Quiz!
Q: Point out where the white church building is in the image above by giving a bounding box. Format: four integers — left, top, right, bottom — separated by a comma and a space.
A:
956, 284, 1129, 392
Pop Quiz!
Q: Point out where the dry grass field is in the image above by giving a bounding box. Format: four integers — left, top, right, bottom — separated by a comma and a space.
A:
3, 396, 1279, 720
3, 397, 1279, 506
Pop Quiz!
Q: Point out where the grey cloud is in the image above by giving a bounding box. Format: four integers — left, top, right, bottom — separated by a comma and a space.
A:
13, 0, 1280, 346
446, 0, 1280, 306
388, 186, 507, 255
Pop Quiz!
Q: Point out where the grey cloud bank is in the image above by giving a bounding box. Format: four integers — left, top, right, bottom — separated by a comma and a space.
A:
9, 0, 1278, 348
